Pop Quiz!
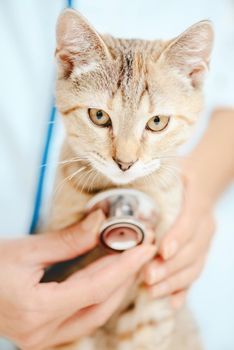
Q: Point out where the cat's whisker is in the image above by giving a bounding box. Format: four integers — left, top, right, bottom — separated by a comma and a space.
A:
146, 168, 171, 189
83, 170, 94, 193
72, 171, 88, 194
160, 164, 182, 187
53, 166, 87, 199
141, 173, 151, 188
88, 169, 99, 192
161, 161, 181, 174
152, 154, 184, 161
87, 169, 98, 185
80, 168, 95, 194
40, 156, 88, 169
74, 167, 94, 194
68, 166, 87, 182
143, 173, 155, 189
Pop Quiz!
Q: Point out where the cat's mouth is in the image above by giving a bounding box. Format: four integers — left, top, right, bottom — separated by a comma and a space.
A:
88, 152, 161, 185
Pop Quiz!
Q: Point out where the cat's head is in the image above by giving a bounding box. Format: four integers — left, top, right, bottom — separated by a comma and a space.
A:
55, 9, 213, 186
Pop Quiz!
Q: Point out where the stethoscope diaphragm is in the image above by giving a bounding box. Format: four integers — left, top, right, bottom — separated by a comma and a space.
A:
100, 222, 144, 252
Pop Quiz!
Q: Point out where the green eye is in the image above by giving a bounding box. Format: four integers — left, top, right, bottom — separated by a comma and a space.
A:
146, 115, 170, 132
88, 108, 111, 127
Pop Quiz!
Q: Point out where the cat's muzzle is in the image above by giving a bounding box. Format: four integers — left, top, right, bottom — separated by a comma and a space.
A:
85, 189, 158, 252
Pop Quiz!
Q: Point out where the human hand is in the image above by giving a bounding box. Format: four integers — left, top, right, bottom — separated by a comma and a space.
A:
143, 164, 216, 309
0, 210, 156, 350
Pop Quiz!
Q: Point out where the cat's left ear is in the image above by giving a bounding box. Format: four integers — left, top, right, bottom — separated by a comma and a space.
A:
160, 20, 214, 88
56, 9, 110, 78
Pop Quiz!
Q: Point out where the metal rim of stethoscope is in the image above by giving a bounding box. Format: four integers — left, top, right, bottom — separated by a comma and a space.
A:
29, 0, 74, 234
99, 221, 145, 252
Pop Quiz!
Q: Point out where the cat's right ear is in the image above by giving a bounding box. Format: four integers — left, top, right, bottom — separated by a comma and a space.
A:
56, 9, 110, 78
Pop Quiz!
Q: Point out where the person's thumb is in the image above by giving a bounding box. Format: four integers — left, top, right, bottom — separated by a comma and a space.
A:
32, 209, 105, 266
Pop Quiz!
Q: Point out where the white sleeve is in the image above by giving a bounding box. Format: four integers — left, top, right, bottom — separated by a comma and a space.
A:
204, 2, 234, 109
181, 1, 234, 154
0, 0, 63, 237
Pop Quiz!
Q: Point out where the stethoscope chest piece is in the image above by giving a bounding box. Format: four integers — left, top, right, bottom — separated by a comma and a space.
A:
85, 189, 158, 252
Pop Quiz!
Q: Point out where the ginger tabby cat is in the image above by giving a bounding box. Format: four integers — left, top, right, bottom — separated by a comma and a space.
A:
45, 9, 213, 350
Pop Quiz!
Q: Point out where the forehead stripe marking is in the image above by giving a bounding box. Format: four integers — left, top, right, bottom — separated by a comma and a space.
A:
61, 105, 83, 115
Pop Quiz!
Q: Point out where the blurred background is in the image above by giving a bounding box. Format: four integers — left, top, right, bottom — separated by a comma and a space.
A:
0, 0, 233, 349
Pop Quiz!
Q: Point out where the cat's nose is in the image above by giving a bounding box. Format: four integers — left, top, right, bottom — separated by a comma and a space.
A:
113, 158, 137, 171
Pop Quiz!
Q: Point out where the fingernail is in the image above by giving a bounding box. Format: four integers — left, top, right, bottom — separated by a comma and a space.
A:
150, 282, 169, 298
163, 240, 178, 260
150, 267, 166, 284
82, 209, 105, 231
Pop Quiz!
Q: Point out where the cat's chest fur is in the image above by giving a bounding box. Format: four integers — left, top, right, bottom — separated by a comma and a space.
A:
43, 144, 188, 350
44, 155, 202, 350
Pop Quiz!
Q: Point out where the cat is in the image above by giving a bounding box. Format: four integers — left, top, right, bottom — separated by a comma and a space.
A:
46, 8, 213, 350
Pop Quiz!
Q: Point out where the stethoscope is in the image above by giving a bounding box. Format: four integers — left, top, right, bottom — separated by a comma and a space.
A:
29, 0, 74, 234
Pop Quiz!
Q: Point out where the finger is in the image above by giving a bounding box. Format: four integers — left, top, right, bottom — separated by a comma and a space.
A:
170, 290, 188, 310
41, 244, 156, 315
64, 253, 125, 286
144, 217, 214, 285
159, 205, 196, 260
158, 177, 204, 260
53, 279, 134, 345
148, 257, 204, 298
31, 209, 105, 266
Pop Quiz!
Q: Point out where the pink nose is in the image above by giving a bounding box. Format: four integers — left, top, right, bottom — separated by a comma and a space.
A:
113, 158, 137, 171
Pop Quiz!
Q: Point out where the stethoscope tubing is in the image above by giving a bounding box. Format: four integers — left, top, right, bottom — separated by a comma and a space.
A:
29, 0, 75, 234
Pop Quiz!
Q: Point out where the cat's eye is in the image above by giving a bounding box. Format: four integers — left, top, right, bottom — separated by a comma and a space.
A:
146, 115, 170, 132
88, 108, 111, 127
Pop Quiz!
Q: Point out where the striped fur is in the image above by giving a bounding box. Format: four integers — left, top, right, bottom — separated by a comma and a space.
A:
45, 9, 213, 350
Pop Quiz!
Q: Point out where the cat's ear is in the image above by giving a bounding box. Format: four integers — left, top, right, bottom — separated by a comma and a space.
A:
56, 9, 110, 78
160, 20, 214, 88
